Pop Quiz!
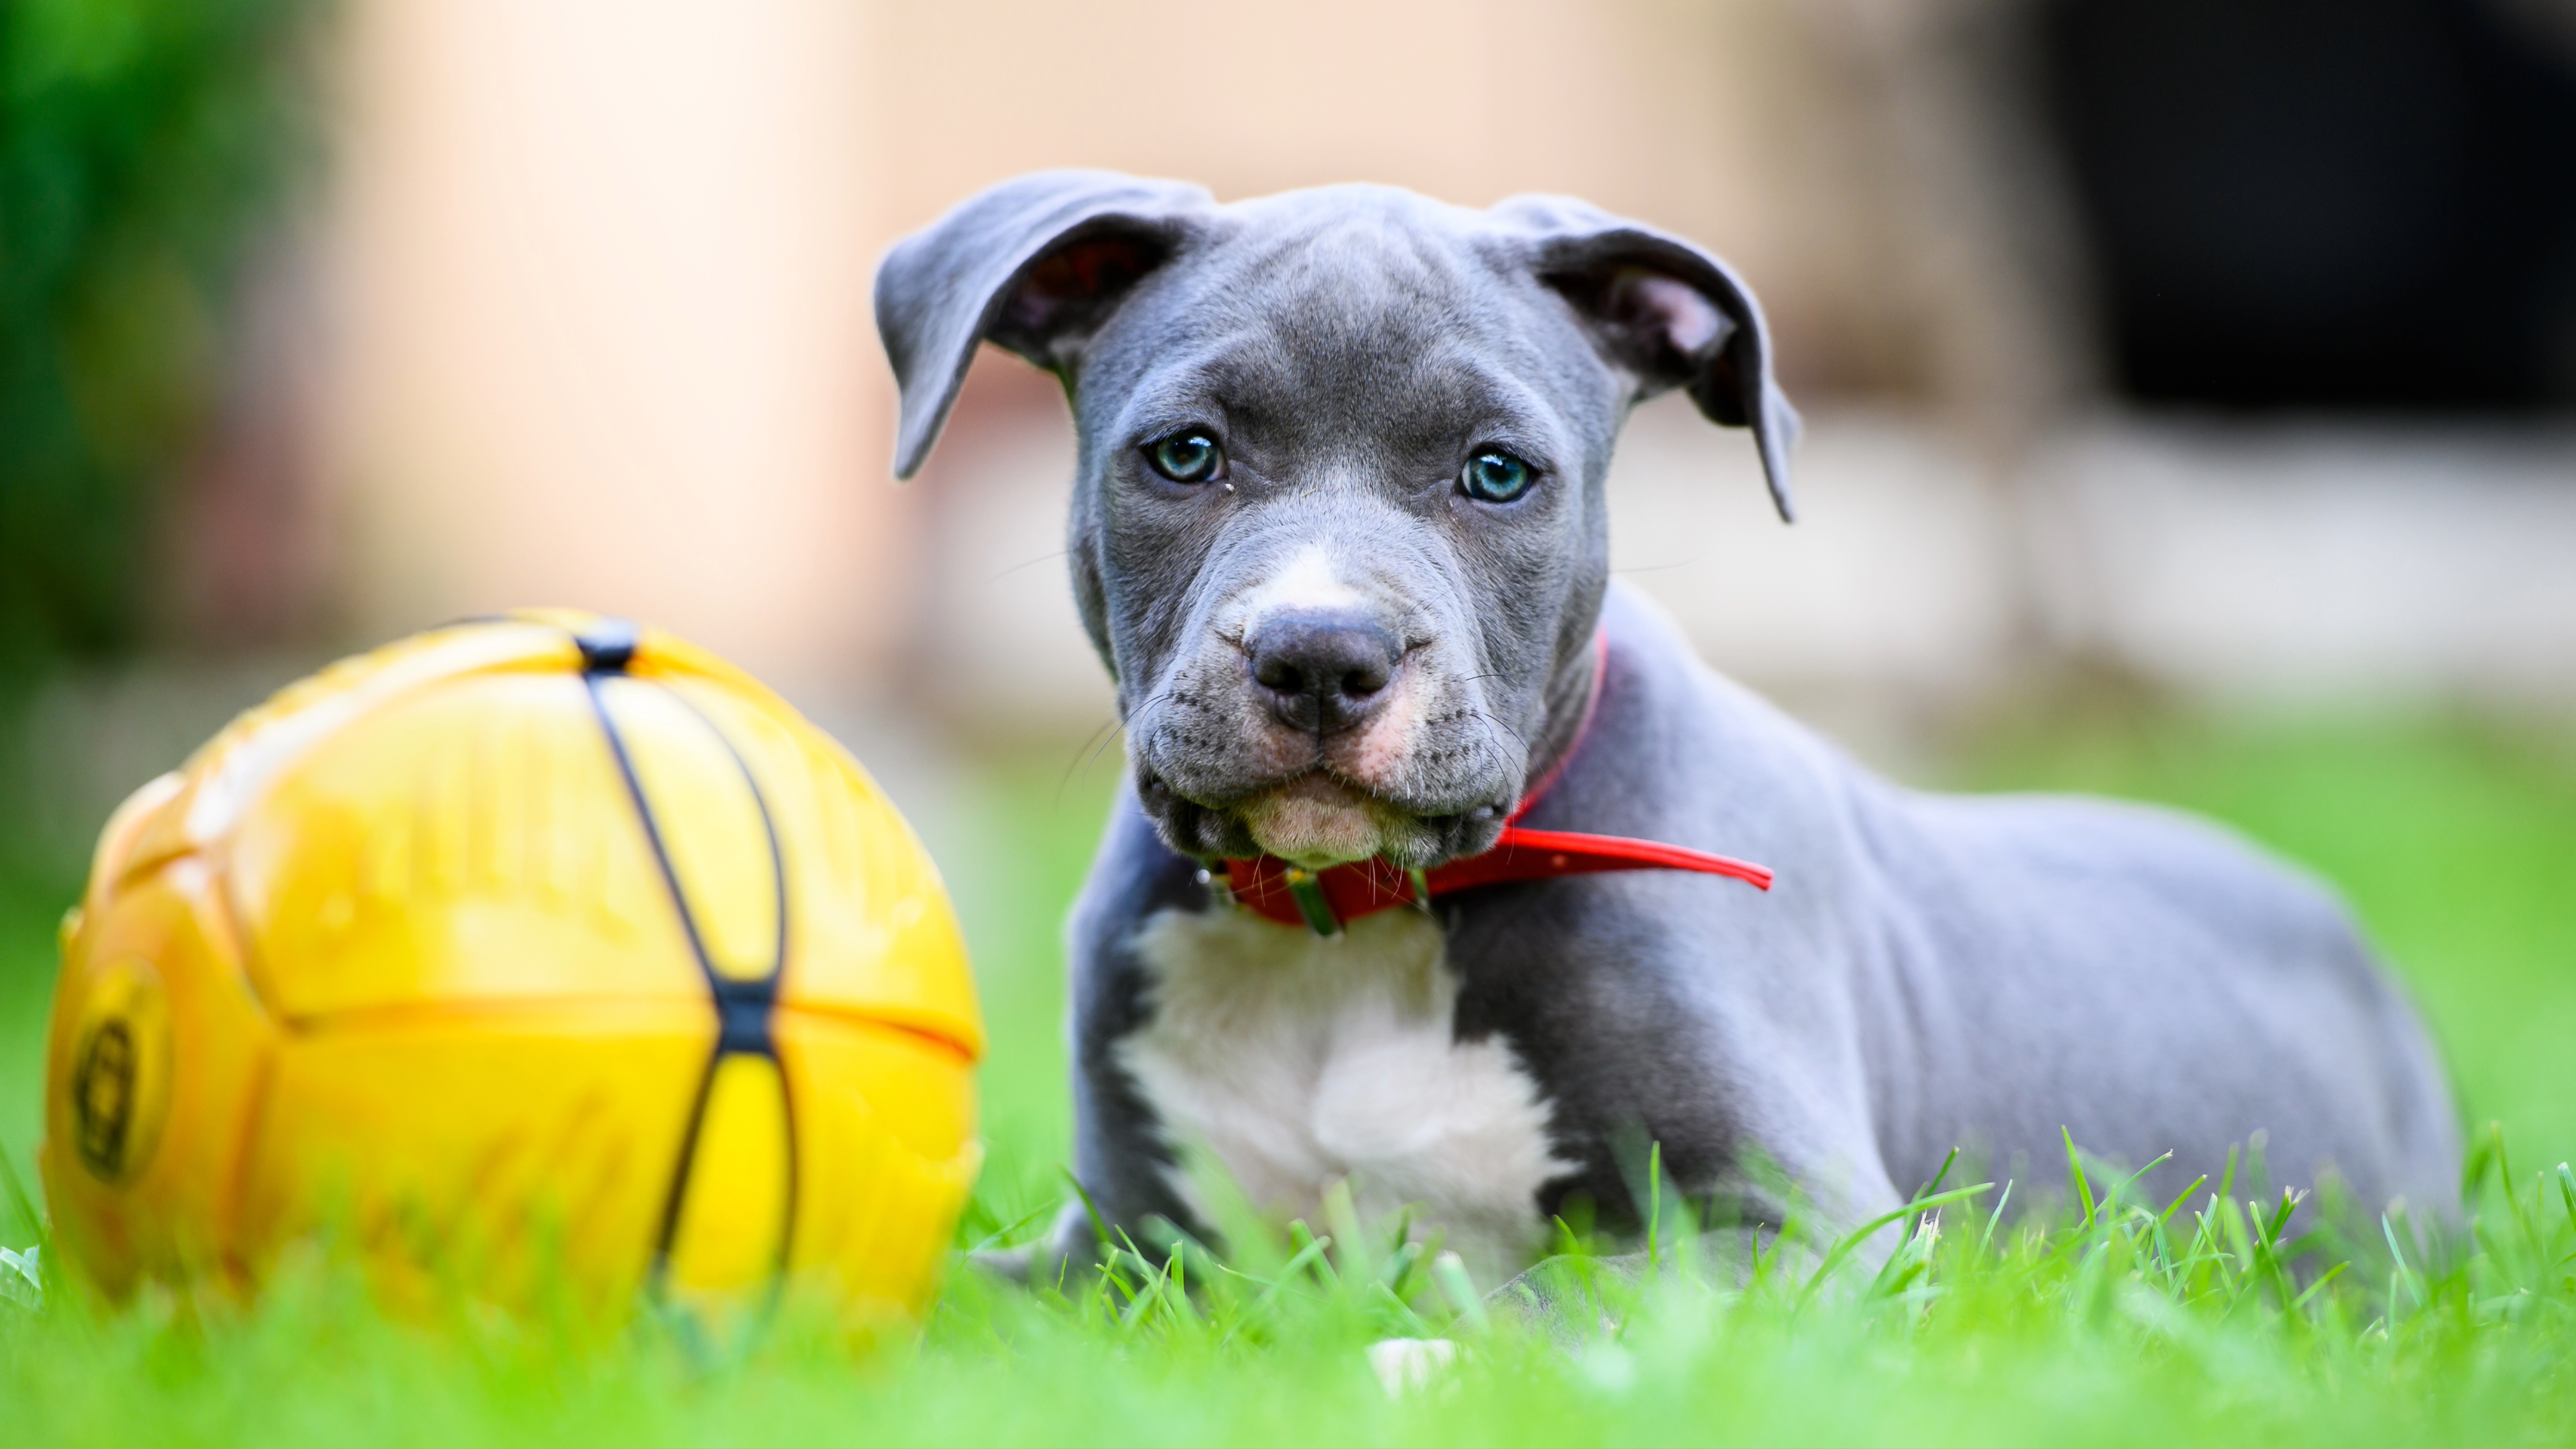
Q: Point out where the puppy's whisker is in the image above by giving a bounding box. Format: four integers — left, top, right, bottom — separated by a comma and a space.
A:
1057, 687, 1182, 808
982, 548, 1071, 585
1468, 708, 1532, 751
1056, 715, 1126, 808
1081, 687, 1183, 785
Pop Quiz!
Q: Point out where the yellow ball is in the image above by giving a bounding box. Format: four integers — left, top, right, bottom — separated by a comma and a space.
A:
39, 611, 984, 1322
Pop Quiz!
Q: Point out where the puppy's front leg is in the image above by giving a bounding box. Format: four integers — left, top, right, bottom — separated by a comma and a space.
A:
1002, 796, 1213, 1288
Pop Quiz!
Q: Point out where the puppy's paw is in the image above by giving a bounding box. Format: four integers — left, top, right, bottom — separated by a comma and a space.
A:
968, 1202, 1102, 1291
1488, 1253, 1638, 1347
1365, 1337, 1459, 1397
967, 1245, 1035, 1284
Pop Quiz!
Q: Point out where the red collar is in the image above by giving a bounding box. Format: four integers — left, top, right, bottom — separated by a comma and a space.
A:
1221, 634, 1772, 936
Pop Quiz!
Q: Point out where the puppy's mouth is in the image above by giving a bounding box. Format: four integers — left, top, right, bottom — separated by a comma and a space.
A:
1136, 769, 1511, 869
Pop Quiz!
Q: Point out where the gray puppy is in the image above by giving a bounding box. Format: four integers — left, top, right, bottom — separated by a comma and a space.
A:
875, 170, 2459, 1294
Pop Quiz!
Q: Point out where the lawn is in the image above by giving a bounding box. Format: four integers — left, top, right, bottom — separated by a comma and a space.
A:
2, 706, 2573, 1446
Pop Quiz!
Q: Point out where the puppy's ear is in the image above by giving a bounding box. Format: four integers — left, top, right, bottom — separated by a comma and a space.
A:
875, 170, 1213, 478
1493, 195, 1800, 522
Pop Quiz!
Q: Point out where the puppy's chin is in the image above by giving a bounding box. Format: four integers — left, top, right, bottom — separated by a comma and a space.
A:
1242, 777, 1394, 868
1134, 766, 1516, 868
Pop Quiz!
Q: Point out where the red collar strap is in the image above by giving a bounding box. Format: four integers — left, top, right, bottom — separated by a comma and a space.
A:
1220, 634, 1773, 936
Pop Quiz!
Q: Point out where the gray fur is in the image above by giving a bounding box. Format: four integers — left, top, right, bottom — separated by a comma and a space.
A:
875, 171, 2459, 1289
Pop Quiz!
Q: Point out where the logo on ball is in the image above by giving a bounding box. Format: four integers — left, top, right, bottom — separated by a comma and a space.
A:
65, 960, 170, 1185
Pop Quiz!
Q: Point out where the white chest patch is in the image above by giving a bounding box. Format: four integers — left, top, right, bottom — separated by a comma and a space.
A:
1119, 904, 1573, 1283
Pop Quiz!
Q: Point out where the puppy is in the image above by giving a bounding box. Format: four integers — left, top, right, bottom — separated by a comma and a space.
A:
875, 171, 2459, 1294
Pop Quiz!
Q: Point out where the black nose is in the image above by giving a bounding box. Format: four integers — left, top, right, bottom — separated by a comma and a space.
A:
1245, 609, 1400, 734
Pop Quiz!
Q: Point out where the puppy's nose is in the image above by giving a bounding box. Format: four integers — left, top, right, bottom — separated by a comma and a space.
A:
1245, 610, 1400, 734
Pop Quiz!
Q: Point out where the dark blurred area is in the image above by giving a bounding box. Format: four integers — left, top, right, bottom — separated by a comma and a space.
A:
2044, 0, 2576, 411
0, 0, 317, 670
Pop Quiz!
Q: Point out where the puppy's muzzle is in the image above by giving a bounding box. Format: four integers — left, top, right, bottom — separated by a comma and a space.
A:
1244, 607, 1400, 736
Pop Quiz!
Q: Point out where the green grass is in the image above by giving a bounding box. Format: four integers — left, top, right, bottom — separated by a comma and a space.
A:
4, 710, 2575, 1445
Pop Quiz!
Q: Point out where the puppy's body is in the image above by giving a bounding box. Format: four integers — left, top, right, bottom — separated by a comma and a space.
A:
1073, 586, 2457, 1268
874, 172, 2460, 1287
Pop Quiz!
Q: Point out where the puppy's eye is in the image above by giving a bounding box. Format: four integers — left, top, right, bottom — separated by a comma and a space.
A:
1144, 430, 1224, 483
1461, 449, 1534, 503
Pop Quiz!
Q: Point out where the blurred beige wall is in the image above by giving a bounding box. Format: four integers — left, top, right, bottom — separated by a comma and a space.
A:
327, 0, 899, 684
869, 0, 1804, 307
319, 0, 1960, 690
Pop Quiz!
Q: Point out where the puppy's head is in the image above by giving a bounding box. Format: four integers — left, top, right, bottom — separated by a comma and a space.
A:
876, 173, 1795, 868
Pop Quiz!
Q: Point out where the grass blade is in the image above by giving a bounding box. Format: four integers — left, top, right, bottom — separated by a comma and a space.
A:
966, 1201, 1061, 1257
2062, 1128, 2097, 1228
1432, 1251, 1489, 1337
1647, 1140, 1663, 1271
1801, 1183, 1993, 1303
2107, 1151, 2175, 1213
0, 1143, 43, 1251
1978, 1179, 2014, 1256
2157, 1175, 2211, 1230
1288, 1220, 1340, 1289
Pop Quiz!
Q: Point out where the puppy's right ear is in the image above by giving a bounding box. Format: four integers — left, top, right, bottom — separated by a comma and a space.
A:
875, 170, 1213, 479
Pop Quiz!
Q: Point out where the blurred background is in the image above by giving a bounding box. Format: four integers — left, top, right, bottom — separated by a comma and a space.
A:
2, 0, 2572, 1216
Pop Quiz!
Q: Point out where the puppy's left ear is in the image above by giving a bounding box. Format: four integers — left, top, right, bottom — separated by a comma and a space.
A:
875, 169, 1215, 479
1493, 196, 1801, 522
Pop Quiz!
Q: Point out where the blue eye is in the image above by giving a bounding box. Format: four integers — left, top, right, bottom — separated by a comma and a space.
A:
1146, 431, 1224, 483
1462, 449, 1533, 503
